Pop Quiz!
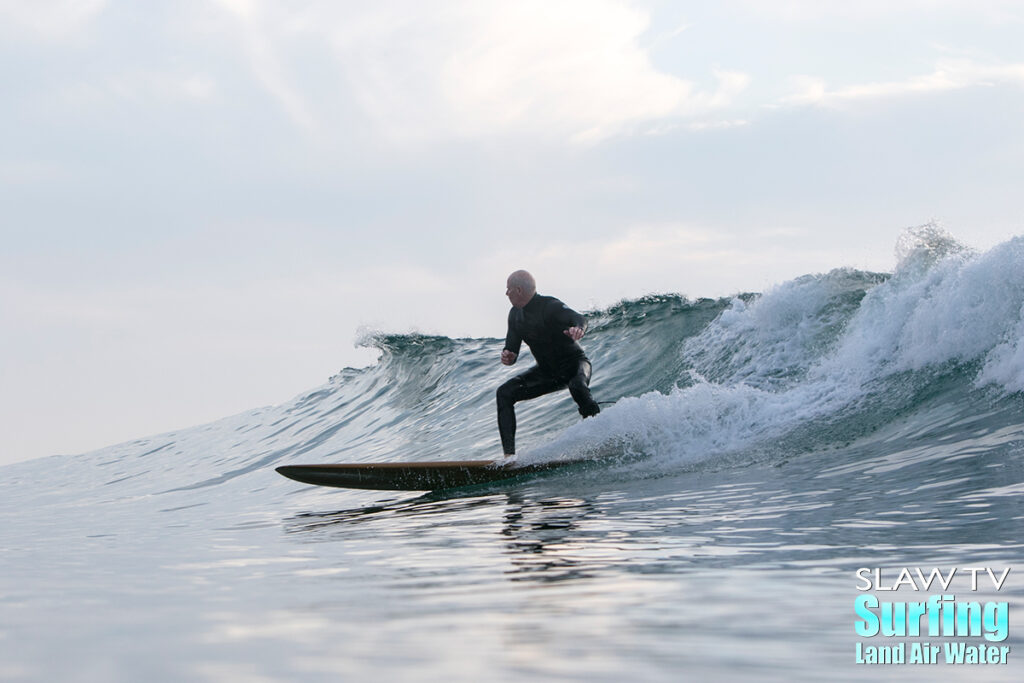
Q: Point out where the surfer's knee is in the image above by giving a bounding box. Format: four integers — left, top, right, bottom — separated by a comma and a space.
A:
496, 380, 519, 407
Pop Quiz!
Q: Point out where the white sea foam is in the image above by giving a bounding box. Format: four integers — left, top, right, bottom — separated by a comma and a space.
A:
542, 228, 1024, 467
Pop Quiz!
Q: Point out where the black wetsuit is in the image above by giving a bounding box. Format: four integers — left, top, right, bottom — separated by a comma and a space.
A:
496, 294, 600, 454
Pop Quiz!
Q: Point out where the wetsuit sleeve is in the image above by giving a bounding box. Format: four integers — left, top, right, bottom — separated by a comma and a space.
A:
504, 308, 523, 356
545, 298, 586, 332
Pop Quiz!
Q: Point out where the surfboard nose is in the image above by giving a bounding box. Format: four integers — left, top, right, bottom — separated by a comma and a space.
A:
276, 465, 319, 485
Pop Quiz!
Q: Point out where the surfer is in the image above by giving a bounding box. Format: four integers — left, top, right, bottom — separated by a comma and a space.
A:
497, 270, 600, 457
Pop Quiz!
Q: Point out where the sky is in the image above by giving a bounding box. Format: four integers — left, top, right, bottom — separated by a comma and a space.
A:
2, 0, 1023, 466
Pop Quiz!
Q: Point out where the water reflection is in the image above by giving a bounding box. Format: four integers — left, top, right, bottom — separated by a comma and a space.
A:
499, 495, 599, 583
283, 489, 616, 584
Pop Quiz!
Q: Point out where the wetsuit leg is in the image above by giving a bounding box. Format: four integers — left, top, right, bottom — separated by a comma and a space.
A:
567, 359, 601, 418
496, 366, 565, 455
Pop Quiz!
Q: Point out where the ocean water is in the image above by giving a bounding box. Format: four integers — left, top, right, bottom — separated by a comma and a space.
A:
2, 226, 1023, 681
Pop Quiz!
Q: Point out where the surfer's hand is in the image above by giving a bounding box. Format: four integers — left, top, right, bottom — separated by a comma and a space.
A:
564, 326, 584, 341
501, 349, 517, 365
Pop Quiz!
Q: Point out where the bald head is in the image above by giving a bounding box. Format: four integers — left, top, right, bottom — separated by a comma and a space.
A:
507, 270, 535, 292
505, 270, 537, 309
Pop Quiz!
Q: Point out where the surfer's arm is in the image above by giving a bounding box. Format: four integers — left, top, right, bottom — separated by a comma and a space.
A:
503, 309, 522, 364
548, 299, 587, 341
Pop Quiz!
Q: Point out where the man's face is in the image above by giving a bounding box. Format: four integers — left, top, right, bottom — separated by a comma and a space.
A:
506, 279, 530, 308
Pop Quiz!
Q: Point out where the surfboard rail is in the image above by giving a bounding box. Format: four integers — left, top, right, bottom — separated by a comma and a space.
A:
275, 458, 579, 491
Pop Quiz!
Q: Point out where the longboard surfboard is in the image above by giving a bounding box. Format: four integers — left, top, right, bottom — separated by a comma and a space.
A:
275, 458, 583, 491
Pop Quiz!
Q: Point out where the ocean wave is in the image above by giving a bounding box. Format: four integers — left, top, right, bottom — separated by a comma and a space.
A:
13, 227, 1022, 498
537, 227, 1024, 473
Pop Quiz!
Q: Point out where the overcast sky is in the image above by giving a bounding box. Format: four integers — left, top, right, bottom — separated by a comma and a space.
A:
2, 0, 1023, 466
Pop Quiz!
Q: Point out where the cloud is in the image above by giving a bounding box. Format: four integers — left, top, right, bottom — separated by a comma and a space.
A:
536, 224, 727, 270
427, 1, 697, 144
0, 0, 107, 41
213, 0, 748, 145
731, 0, 1024, 24
211, 0, 320, 133
0, 159, 70, 185
470, 223, 850, 304
58, 70, 217, 110
781, 59, 1024, 107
